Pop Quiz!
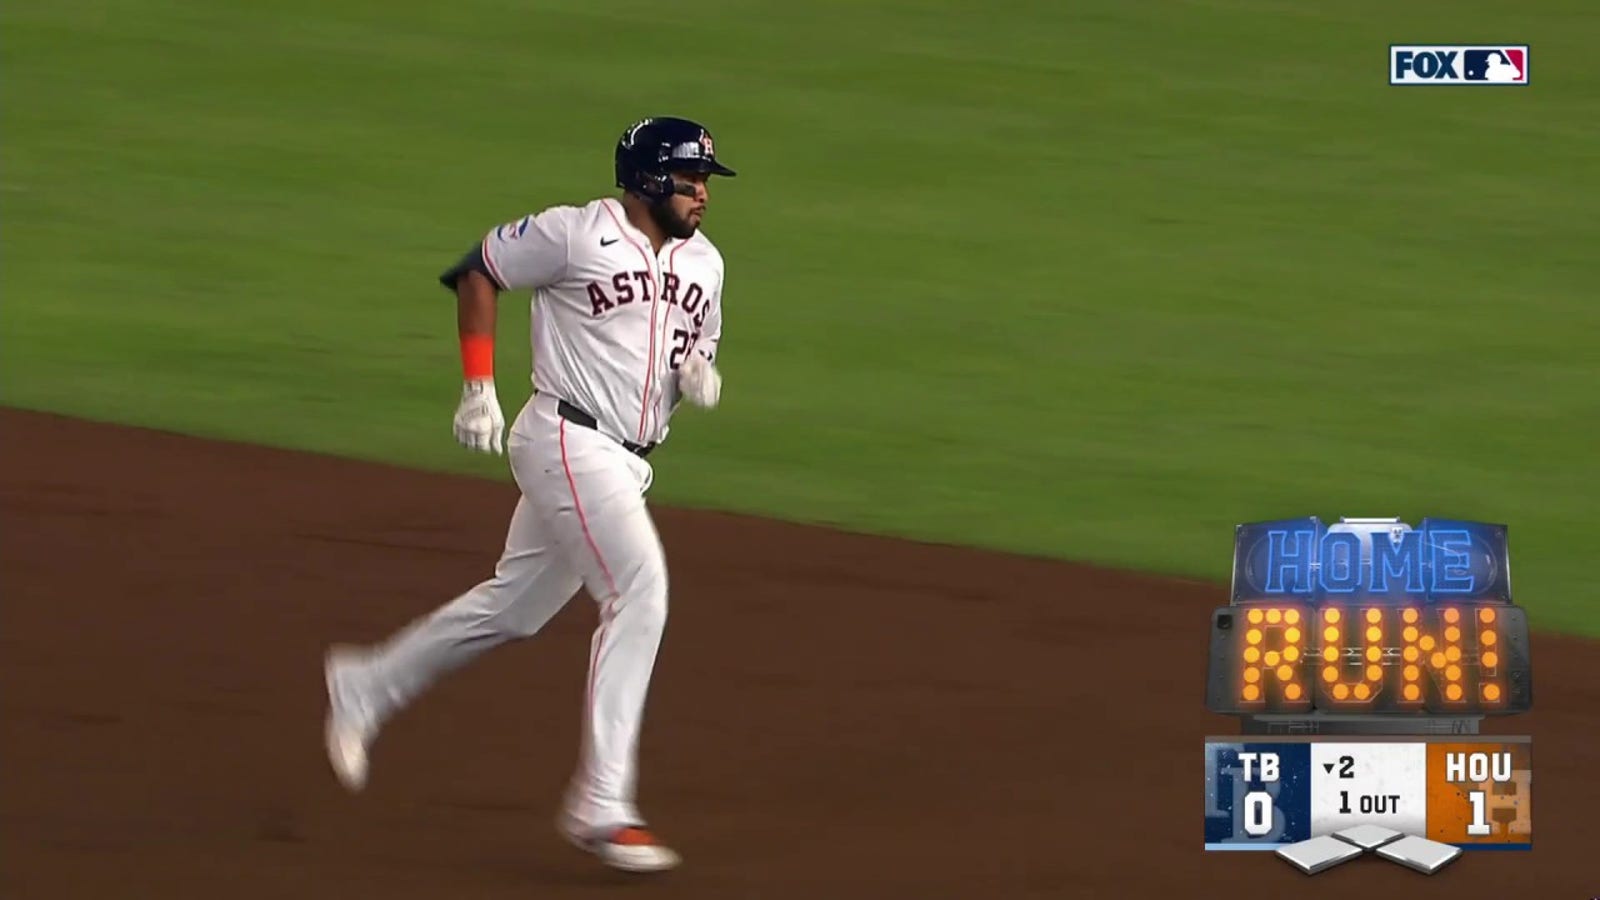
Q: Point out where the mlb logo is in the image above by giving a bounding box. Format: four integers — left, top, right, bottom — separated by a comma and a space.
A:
1390, 45, 1529, 85
1388, 524, 1408, 547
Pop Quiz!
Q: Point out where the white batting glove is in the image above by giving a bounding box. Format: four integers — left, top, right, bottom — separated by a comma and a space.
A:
452, 378, 505, 454
678, 351, 721, 409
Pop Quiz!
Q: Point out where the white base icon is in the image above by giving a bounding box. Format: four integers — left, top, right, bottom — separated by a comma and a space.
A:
1277, 825, 1463, 875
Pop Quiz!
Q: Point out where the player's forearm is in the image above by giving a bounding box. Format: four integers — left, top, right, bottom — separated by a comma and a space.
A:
456, 270, 498, 381
457, 270, 498, 337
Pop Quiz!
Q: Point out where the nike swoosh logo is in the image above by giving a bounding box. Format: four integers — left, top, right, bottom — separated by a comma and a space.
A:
600, 237, 619, 247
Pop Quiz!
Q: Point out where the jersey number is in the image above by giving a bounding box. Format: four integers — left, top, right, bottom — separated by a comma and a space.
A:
669, 328, 698, 370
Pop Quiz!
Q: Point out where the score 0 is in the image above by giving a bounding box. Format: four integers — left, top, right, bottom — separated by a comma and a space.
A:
1239, 752, 1280, 836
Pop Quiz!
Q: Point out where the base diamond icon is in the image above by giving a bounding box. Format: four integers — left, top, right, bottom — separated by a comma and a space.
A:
1276, 828, 1465, 876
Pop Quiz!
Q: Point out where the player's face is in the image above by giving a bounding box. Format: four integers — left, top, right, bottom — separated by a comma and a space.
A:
651, 172, 709, 239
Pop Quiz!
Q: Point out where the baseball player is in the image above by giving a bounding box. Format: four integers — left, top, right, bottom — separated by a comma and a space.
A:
322, 116, 735, 874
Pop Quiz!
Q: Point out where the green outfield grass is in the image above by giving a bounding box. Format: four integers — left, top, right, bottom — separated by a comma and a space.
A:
4, 1, 1597, 634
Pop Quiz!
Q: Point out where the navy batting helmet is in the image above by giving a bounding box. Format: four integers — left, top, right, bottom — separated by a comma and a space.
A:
614, 116, 736, 201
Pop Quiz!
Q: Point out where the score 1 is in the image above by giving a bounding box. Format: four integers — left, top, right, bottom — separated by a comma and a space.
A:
1424, 741, 1533, 847
1238, 752, 1280, 836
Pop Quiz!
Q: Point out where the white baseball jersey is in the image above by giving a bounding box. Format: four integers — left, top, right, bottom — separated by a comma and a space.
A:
481, 196, 724, 448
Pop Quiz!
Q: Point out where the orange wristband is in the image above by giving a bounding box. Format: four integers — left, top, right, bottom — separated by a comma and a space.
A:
460, 334, 494, 380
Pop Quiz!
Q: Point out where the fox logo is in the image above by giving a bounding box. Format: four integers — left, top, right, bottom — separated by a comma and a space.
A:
1391, 45, 1528, 86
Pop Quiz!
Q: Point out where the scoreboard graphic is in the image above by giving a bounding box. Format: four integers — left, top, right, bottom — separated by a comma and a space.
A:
1203, 737, 1533, 849
1200, 517, 1535, 875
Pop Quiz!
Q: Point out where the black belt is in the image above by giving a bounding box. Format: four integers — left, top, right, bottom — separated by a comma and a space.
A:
554, 398, 657, 458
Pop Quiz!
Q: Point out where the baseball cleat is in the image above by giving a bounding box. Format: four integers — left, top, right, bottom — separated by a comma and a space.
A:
558, 819, 682, 873
323, 645, 374, 792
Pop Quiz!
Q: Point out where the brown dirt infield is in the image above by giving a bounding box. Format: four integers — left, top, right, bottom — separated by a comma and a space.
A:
3, 408, 1595, 898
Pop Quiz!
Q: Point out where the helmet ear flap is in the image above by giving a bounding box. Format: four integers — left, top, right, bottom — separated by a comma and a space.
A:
642, 171, 674, 202
615, 134, 675, 202
641, 141, 676, 201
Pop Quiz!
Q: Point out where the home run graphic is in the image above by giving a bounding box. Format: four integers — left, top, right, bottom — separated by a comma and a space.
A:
1201, 517, 1535, 875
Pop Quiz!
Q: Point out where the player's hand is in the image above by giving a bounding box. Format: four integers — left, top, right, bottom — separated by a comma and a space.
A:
453, 378, 505, 454
678, 351, 721, 409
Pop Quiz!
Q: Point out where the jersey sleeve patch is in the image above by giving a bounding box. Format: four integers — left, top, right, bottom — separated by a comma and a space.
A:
480, 206, 573, 290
